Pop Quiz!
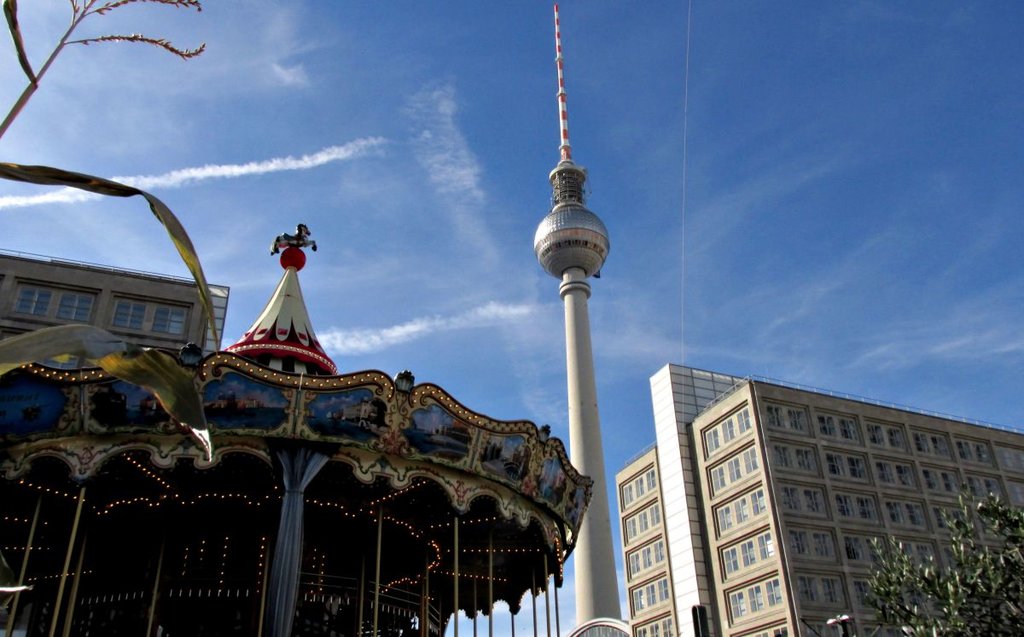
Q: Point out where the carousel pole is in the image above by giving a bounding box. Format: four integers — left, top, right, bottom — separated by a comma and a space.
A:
453, 516, 460, 637
487, 532, 493, 637
472, 579, 478, 637
531, 571, 538, 637
357, 554, 366, 637
553, 570, 561, 637
421, 554, 430, 637
257, 536, 271, 637
49, 485, 86, 637
61, 530, 89, 637
511, 610, 515, 637
5, 494, 42, 636
372, 508, 384, 637
543, 559, 551, 637
144, 534, 167, 637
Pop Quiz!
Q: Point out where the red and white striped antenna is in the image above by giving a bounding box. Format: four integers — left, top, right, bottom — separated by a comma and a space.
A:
554, 3, 572, 162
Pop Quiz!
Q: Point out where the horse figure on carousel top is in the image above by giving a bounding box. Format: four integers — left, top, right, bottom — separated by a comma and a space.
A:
270, 223, 317, 254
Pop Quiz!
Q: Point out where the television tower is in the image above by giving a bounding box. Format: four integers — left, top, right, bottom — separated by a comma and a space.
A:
533, 4, 620, 623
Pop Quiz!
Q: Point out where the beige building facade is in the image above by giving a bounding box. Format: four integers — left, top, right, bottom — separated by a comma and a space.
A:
0, 250, 229, 358
619, 364, 1024, 637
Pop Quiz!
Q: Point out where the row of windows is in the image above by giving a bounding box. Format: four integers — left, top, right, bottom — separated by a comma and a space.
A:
630, 577, 670, 613
885, 500, 927, 527
12, 286, 188, 335
825, 452, 868, 480
866, 422, 907, 451
621, 467, 657, 508
633, 617, 673, 637
875, 459, 916, 488
722, 531, 775, 576
710, 447, 760, 495
627, 540, 666, 579
789, 529, 835, 560
765, 405, 807, 432
625, 503, 662, 541
717, 488, 768, 533
704, 408, 753, 457
772, 444, 817, 473
729, 577, 784, 621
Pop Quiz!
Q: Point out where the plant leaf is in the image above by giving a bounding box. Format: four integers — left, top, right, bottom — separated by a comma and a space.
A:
3, 0, 36, 83
0, 324, 211, 459
0, 162, 218, 346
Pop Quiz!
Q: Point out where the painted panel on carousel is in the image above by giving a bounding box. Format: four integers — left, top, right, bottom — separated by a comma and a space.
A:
88, 381, 169, 430
538, 457, 568, 508
477, 432, 531, 485
202, 372, 291, 430
0, 375, 68, 437
405, 404, 472, 462
306, 388, 388, 443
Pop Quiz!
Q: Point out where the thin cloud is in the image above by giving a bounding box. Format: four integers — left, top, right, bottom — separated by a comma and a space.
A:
319, 302, 535, 355
271, 62, 309, 87
0, 138, 387, 209
405, 83, 498, 265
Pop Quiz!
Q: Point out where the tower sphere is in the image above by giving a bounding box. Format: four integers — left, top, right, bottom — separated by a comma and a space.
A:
534, 202, 610, 279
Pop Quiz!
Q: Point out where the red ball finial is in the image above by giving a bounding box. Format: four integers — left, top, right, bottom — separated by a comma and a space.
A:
280, 247, 306, 271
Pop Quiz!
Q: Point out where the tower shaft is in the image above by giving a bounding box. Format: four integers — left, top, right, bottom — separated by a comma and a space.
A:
560, 267, 621, 621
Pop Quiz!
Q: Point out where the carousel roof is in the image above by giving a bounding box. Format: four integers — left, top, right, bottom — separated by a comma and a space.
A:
225, 245, 337, 375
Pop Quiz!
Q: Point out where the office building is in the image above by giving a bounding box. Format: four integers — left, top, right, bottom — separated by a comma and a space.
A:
0, 249, 229, 356
618, 364, 1024, 637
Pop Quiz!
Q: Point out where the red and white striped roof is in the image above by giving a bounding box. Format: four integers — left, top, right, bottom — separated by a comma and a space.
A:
225, 255, 337, 375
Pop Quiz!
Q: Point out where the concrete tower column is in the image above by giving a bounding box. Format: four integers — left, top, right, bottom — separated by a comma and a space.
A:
560, 267, 620, 621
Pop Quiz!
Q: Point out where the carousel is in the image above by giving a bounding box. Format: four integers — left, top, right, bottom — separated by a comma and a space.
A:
0, 236, 591, 637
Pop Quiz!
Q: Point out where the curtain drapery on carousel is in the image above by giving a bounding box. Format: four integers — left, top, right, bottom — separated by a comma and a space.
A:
266, 445, 329, 637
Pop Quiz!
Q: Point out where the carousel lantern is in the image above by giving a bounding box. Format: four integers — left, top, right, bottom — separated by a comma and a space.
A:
394, 370, 415, 393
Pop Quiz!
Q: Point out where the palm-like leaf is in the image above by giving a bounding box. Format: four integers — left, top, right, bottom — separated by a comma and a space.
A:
0, 162, 218, 346
0, 325, 211, 459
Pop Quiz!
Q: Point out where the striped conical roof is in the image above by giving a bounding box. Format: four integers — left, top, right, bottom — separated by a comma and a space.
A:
225, 253, 337, 375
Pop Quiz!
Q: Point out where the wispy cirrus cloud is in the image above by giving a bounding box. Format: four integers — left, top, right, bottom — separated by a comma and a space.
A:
405, 82, 498, 264
319, 301, 535, 355
0, 138, 387, 209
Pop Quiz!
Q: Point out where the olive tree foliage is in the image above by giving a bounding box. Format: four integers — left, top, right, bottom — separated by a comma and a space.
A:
868, 494, 1024, 636
0, 0, 214, 456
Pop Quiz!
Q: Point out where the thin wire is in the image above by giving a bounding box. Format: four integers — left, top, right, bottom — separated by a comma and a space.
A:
680, 0, 693, 366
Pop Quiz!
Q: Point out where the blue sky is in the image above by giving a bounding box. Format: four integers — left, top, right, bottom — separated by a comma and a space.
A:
1, 0, 1022, 631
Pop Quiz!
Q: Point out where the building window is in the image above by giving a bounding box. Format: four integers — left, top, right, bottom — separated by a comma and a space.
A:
803, 489, 824, 514
868, 424, 885, 445
717, 506, 733, 533
113, 300, 146, 330
853, 580, 870, 606
845, 536, 865, 561
766, 405, 783, 428
645, 468, 657, 492
152, 305, 187, 334
765, 578, 783, 606
896, 464, 915, 487
723, 418, 736, 443
913, 432, 929, 454
749, 584, 765, 612
730, 590, 747, 619
922, 469, 938, 490
857, 496, 878, 520
821, 577, 842, 603
738, 408, 752, 433
839, 417, 860, 442
657, 578, 670, 602
847, 456, 866, 479
818, 415, 836, 436
629, 552, 642, 576
705, 429, 721, 455
795, 448, 817, 472
826, 453, 845, 477
975, 443, 991, 464
813, 532, 834, 558
783, 487, 802, 512
931, 436, 951, 458
797, 576, 817, 602
957, 440, 973, 461
711, 466, 727, 492
723, 547, 739, 575
788, 409, 807, 432
876, 462, 895, 484
743, 448, 759, 474
736, 497, 750, 523
622, 483, 635, 507
741, 540, 756, 567
789, 530, 808, 555
56, 292, 94, 321
728, 458, 742, 482
835, 494, 853, 518
774, 445, 792, 468
887, 427, 907, 450
752, 489, 767, 515
758, 532, 775, 560
886, 502, 903, 524
16, 286, 52, 316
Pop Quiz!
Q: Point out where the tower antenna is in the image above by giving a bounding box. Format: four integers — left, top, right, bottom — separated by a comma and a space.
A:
554, 4, 572, 162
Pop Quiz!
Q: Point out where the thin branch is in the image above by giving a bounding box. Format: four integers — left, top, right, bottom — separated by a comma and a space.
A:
69, 33, 205, 59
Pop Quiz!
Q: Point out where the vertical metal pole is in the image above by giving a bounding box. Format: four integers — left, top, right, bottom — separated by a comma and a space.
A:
553, 568, 561, 637
543, 559, 551, 637
487, 532, 493, 637
357, 554, 366, 637
472, 579, 478, 637
421, 554, 429, 637
531, 571, 538, 637
61, 530, 88, 637
50, 485, 86, 637
453, 517, 459, 637
144, 534, 167, 637
372, 508, 384, 637
511, 610, 516, 637
257, 536, 270, 637
5, 494, 42, 636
